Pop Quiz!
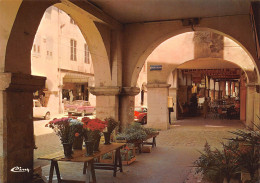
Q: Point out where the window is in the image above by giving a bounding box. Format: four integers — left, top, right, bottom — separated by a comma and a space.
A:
35, 101, 42, 107
84, 44, 90, 64
70, 39, 77, 61
46, 37, 53, 59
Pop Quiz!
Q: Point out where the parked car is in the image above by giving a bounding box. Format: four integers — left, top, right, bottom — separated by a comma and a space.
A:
33, 99, 51, 120
64, 100, 95, 116
134, 106, 147, 124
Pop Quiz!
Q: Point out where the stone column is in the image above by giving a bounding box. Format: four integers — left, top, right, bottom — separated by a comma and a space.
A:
119, 87, 140, 131
228, 81, 231, 96
0, 73, 46, 183
232, 82, 235, 96
253, 87, 260, 129
89, 86, 121, 121
240, 82, 246, 121
147, 84, 171, 130
219, 81, 225, 98
169, 88, 178, 121
246, 84, 255, 128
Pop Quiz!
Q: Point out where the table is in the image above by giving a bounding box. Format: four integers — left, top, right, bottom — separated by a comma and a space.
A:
38, 143, 126, 183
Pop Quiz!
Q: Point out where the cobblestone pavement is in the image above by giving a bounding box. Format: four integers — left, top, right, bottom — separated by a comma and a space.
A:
34, 117, 246, 183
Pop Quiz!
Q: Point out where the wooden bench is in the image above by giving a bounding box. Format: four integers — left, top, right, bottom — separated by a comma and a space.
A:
38, 143, 126, 183
136, 132, 159, 153
123, 132, 159, 154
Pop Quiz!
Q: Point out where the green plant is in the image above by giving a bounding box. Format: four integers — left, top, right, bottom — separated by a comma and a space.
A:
116, 123, 159, 143
143, 127, 158, 136
104, 117, 118, 133
227, 123, 260, 182
194, 141, 240, 183
102, 152, 113, 160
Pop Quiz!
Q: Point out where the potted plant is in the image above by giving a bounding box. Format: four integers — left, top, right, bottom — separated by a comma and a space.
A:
45, 117, 81, 159
194, 141, 240, 183
116, 123, 147, 143
228, 124, 260, 183
82, 117, 107, 156
103, 117, 119, 144
71, 118, 84, 150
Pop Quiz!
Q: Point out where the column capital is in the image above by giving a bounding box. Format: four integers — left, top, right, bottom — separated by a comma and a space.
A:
246, 82, 259, 87
120, 87, 140, 96
246, 83, 260, 93
0, 73, 46, 92
169, 87, 178, 91
88, 86, 121, 96
146, 83, 171, 88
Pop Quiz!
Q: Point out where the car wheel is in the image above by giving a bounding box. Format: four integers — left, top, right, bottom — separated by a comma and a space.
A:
44, 112, 50, 120
141, 116, 147, 125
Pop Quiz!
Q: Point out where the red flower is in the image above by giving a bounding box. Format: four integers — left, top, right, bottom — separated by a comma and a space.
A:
82, 118, 107, 132
75, 133, 80, 137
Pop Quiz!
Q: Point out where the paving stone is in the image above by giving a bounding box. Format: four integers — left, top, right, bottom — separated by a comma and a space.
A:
34, 117, 245, 183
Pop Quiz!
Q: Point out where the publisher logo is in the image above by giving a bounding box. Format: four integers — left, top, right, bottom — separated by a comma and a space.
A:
11, 166, 30, 173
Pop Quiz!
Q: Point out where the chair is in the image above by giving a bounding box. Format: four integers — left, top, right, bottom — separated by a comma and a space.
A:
217, 107, 226, 119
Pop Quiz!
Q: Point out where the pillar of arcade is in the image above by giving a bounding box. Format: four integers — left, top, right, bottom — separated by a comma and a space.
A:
119, 87, 140, 131
89, 87, 121, 121
147, 83, 171, 130
246, 83, 256, 128
245, 83, 260, 128
0, 73, 46, 183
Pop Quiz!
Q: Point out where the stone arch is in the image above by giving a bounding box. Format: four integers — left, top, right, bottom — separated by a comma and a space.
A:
55, 1, 112, 87
4, 0, 112, 86
4, 0, 58, 74
130, 26, 259, 87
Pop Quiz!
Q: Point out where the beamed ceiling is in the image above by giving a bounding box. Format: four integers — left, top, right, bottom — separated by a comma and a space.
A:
87, 0, 252, 24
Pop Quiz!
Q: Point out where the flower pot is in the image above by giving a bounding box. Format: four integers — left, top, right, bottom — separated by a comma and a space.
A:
85, 141, 94, 156
93, 135, 101, 152
103, 132, 111, 145
63, 143, 73, 159
73, 136, 83, 150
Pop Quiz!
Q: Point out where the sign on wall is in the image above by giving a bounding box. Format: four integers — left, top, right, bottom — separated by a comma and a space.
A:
150, 65, 162, 71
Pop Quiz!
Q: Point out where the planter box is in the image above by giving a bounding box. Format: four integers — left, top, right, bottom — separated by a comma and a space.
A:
141, 146, 152, 153
122, 157, 136, 165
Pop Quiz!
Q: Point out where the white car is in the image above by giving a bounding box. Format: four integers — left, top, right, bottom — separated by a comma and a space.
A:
33, 100, 51, 120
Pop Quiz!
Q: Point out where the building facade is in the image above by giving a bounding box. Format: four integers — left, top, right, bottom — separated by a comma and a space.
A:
31, 6, 96, 115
